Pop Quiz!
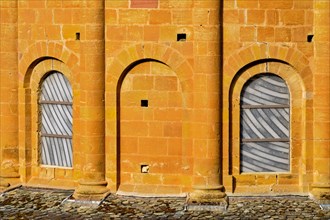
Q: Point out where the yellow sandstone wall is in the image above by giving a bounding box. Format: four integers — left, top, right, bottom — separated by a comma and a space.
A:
311, 0, 330, 200
221, 0, 329, 198
222, 0, 312, 193
0, 0, 20, 187
0, 0, 328, 199
104, 0, 222, 195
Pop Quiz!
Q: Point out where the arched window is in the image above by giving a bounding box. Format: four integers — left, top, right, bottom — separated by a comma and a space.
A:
39, 72, 73, 167
240, 74, 290, 173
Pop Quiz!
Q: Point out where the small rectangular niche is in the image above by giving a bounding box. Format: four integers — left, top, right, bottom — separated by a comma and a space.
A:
307, 34, 314, 42
141, 100, 148, 107
141, 165, 149, 173
76, 32, 80, 40
177, 33, 186, 42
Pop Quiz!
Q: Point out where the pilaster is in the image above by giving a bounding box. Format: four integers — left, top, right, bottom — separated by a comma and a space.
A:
73, 0, 109, 200
0, 0, 20, 189
311, 0, 330, 202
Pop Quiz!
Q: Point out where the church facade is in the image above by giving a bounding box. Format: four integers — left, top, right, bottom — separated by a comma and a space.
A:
0, 0, 329, 201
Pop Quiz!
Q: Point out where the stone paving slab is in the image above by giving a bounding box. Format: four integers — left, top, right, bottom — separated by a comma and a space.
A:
0, 187, 329, 219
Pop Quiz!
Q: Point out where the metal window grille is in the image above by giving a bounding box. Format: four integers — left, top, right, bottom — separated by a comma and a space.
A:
240, 74, 290, 173
39, 72, 73, 167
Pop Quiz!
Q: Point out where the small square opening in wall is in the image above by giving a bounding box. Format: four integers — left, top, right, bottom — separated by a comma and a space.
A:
76, 32, 80, 40
141, 100, 148, 107
307, 34, 314, 42
177, 33, 186, 42
141, 165, 149, 173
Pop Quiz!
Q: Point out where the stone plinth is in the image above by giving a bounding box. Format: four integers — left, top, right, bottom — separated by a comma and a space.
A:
311, 184, 330, 204
73, 181, 109, 201
186, 185, 228, 211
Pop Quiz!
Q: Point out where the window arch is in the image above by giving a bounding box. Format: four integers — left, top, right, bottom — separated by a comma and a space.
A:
240, 73, 290, 173
39, 72, 73, 167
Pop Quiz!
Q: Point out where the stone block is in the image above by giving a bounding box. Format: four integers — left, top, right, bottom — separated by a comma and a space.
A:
155, 76, 178, 91
223, 25, 240, 42
46, 0, 62, 8
138, 137, 168, 155
159, 25, 177, 42
259, 1, 293, 9
224, 10, 240, 24
294, 1, 313, 9
36, 9, 53, 24
266, 10, 279, 25
167, 138, 183, 155
235, 175, 256, 186
164, 123, 182, 137
131, 0, 158, 9
277, 174, 300, 185
150, 10, 171, 25
105, 0, 128, 9
121, 121, 149, 136
54, 9, 71, 24
119, 9, 148, 24
28, 0, 45, 8
240, 26, 256, 42
275, 27, 291, 42
156, 185, 182, 194
106, 26, 126, 41
281, 10, 305, 25
247, 10, 265, 25
257, 27, 275, 42
142, 174, 162, 185
164, 0, 193, 9
144, 25, 160, 41
192, 9, 209, 25
236, 0, 258, 9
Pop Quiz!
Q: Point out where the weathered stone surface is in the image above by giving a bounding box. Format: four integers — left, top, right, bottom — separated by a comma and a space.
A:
0, 187, 329, 219
0, 0, 329, 200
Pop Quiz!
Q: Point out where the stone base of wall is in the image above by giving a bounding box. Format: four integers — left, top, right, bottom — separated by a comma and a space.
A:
187, 185, 228, 208
311, 185, 330, 204
73, 181, 110, 201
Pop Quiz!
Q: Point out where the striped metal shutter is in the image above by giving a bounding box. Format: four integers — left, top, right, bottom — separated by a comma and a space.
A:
39, 72, 73, 167
240, 74, 290, 172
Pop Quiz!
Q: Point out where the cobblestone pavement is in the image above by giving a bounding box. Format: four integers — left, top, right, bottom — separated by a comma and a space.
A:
0, 187, 329, 219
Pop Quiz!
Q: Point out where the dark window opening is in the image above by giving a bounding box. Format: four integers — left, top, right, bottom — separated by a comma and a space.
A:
141, 100, 148, 107
307, 34, 314, 42
177, 33, 186, 42
76, 32, 80, 40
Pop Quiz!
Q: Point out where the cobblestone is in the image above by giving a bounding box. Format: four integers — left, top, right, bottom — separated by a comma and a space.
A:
0, 187, 329, 219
